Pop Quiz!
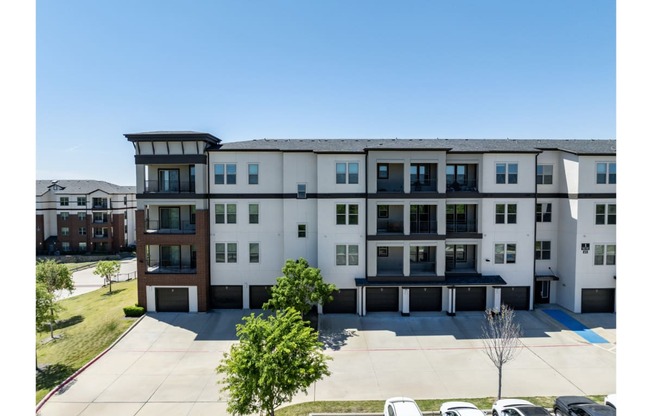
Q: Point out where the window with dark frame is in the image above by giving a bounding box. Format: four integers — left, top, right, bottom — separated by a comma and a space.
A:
536, 203, 552, 222
248, 164, 259, 185
595, 204, 616, 225
297, 183, 307, 199
298, 224, 306, 238
496, 163, 518, 184
377, 246, 389, 257
536, 164, 553, 185
60, 197, 69, 206
535, 241, 551, 260
495, 204, 517, 224
377, 164, 389, 179
249, 243, 259, 263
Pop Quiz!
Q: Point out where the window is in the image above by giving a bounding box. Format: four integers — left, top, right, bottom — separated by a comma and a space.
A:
248, 164, 259, 185
298, 224, 306, 238
249, 243, 259, 263
377, 164, 389, 179
536, 203, 552, 222
495, 204, 517, 224
336, 244, 358, 266
215, 204, 237, 224
78, 212, 87, 221
216, 243, 237, 263
596, 162, 616, 184
594, 244, 616, 265
92, 197, 107, 208
496, 163, 518, 184
336, 204, 358, 225
60, 197, 69, 206
77, 197, 86, 206
60, 212, 69, 221
535, 241, 551, 260
79, 242, 87, 252
297, 183, 306, 199
79, 227, 86, 235
377, 205, 389, 218
495, 243, 516, 264
537, 164, 553, 185
61, 242, 70, 252
158, 169, 180, 192
215, 163, 237, 184
61, 227, 69, 236
336, 162, 359, 184
377, 246, 388, 257
249, 204, 259, 224
596, 204, 616, 225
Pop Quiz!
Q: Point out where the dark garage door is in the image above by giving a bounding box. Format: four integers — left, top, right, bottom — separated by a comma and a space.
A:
501, 286, 530, 310
155, 287, 189, 312
324, 289, 357, 314
366, 287, 399, 312
455, 287, 486, 311
249, 285, 272, 309
582, 288, 615, 313
211, 285, 243, 309
410, 287, 442, 312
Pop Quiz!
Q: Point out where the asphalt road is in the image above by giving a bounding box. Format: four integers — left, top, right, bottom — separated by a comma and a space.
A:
58, 258, 138, 300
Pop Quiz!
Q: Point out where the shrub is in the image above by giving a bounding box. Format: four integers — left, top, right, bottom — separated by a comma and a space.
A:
123, 304, 145, 317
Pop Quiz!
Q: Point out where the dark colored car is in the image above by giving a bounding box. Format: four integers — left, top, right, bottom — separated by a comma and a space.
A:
553, 396, 616, 416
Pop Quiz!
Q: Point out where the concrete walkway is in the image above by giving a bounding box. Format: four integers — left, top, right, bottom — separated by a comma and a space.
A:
36, 308, 616, 416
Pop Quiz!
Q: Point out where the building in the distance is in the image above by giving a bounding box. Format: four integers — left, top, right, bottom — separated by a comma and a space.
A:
36, 180, 137, 255
125, 131, 616, 315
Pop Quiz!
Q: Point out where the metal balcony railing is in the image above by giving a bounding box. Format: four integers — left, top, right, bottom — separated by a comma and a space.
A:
410, 180, 437, 193
144, 180, 196, 193
410, 261, 437, 276
446, 221, 478, 233
144, 220, 196, 234
377, 219, 404, 234
446, 178, 478, 192
410, 220, 437, 234
146, 261, 197, 274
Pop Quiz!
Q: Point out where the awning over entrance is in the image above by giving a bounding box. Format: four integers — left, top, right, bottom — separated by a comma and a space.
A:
535, 274, 559, 281
356, 275, 507, 287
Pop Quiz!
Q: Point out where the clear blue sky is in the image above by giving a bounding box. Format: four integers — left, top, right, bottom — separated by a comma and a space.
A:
34, 0, 616, 186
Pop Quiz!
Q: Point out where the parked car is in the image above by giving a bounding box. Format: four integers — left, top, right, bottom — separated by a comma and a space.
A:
553, 396, 616, 416
492, 398, 551, 416
383, 397, 423, 416
440, 401, 486, 416
604, 394, 616, 409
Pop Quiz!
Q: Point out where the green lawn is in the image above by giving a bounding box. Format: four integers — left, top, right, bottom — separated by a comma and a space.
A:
36, 279, 140, 404
62, 261, 97, 272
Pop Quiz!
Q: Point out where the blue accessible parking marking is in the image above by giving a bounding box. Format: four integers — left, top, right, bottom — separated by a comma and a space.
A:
543, 309, 609, 344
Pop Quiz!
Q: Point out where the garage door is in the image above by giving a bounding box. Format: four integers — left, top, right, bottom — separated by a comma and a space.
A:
366, 287, 399, 312
409, 287, 442, 312
582, 288, 615, 313
155, 287, 189, 312
455, 287, 486, 311
249, 285, 273, 309
324, 289, 357, 314
501, 286, 530, 310
211, 285, 243, 309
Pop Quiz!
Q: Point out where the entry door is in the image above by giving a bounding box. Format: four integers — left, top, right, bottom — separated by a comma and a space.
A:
535, 281, 550, 304
159, 169, 180, 192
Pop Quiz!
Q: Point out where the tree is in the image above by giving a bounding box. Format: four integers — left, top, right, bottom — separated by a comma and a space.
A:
93, 260, 121, 293
216, 308, 331, 416
35, 259, 74, 339
480, 303, 523, 399
263, 258, 336, 317
36, 281, 59, 370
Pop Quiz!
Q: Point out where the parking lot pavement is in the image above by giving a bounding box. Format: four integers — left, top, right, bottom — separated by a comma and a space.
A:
36, 308, 616, 416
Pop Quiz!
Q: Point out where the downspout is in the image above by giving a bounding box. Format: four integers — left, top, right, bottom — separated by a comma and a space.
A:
532, 152, 540, 310
363, 150, 369, 316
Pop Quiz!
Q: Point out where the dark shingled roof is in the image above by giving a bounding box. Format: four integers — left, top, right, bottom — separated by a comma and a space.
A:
218, 138, 616, 155
36, 180, 136, 196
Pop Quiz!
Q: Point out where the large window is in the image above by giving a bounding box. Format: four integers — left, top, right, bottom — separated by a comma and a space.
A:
596, 204, 616, 225
496, 163, 518, 184
536, 164, 553, 185
215, 204, 237, 224
596, 162, 616, 184
216, 243, 237, 263
336, 244, 358, 266
495, 204, 517, 224
249, 204, 259, 224
215, 163, 237, 184
336, 204, 359, 225
336, 162, 359, 184
160, 207, 180, 229
158, 169, 180, 192
77, 196, 86, 206
495, 243, 516, 264
60, 197, 69, 206
249, 243, 260, 263
535, 241, 551, 260
248, 164, 259, 185
594, 244, 616, 265
536, 203, 552, 222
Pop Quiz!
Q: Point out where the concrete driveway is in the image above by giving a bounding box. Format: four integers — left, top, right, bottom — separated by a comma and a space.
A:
36, 307, 616, 416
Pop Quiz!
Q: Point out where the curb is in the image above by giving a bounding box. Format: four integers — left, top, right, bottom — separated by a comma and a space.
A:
35, 314, 147, 414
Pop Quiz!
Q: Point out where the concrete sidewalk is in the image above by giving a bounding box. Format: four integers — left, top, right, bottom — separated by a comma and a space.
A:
36, 308, 616, 416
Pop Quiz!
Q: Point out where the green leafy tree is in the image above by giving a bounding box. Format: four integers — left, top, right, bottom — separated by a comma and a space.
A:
263, 258, 336, 317
480, 304, 523, 399
216, 308, 331, 416
93, 260, 121, 293
35, 259, 74, 338
36, 281, 59, 370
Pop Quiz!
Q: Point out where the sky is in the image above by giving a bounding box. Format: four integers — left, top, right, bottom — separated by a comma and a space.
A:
33, 0, 618, 186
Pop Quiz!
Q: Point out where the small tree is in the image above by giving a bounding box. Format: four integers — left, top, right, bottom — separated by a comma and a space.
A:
216, 308, 331, 416
263, 258, 336, 317
480, 303, 523, 399
94, 260, 120, 293
36, 259, 74, 339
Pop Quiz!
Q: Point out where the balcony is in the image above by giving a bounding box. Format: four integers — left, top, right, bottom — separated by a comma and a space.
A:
377, 163, 404, 193
377, 205, 404, 234
146, 245, 197, 274
144, 180, 196, 194
146, 261, 197, 274
145, 219, 196, 234
410, 205, 437, 234
410, 163, 437, 193
376, 246, 403, 276
445, 244, 478, 274
410, 246, 436, 276
446, 205, 478, 234
446, 164, 478, 192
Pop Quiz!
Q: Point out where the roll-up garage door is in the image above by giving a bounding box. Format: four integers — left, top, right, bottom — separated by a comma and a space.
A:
409, 287, 442, 312
324, 289, 357, 314
211, 285, 243, 309
249, 285, 272, 309
155, 287, 189, 312
501, 286, 530, 310
581, 288, 615, 313
366, 287, 399, 312
455, 287, 486, 311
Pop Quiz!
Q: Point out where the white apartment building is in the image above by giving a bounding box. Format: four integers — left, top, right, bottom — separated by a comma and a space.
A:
126, 132, 616, 315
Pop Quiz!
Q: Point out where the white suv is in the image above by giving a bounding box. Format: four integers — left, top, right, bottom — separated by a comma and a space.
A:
384, 397, 424, 416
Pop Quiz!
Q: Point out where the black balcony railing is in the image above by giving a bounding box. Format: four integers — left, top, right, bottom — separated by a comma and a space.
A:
446, 178, 478, 192
410, 261, 436, 275
146, 262, 197, 274
144, 180, 195, 193
377, 219, 404, 234
446, 221, 478, 233
145, 220, 196, 234
410, 181, 437, 193
410, 220, 437, 234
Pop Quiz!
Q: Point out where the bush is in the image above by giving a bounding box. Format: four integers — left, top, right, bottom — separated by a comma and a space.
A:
123, 304, 145, 317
